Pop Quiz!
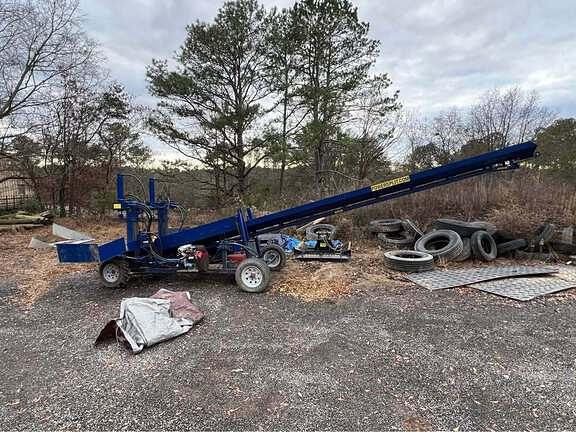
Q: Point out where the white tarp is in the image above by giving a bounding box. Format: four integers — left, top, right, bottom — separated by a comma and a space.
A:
95, 290, 203, 354
115, 297, 195, 353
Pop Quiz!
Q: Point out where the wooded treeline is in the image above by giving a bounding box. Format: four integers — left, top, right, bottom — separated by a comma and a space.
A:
1, 0, 574, 216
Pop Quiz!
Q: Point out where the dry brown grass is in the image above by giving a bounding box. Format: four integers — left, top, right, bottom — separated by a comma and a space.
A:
0, 217, 125, 307
336, 173, 576, 239
271, 242, 405, 301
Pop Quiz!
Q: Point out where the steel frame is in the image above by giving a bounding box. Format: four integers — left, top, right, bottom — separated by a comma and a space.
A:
56, 141, 537, 270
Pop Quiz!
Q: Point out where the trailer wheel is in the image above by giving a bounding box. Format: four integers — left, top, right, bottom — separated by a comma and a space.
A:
99, 259, 130, 289
235, 258, 271, 293
260, 244, 286, 271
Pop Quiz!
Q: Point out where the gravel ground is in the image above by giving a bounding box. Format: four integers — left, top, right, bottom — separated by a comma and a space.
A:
1, 270, 576, 430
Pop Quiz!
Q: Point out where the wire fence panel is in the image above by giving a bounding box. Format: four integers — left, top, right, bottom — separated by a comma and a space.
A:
0, 195, 28, 210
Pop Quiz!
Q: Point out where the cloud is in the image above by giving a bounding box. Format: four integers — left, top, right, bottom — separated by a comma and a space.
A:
78, 0, 576, 155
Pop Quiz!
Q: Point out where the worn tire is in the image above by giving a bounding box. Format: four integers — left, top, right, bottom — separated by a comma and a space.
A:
496, 239, 527, 255
470, 231, 497, 261
305, 223, 336, 240
99, 259, 130, 289
377, 231, 415, 248
414, 230, 463, 262
368, 219, 403, 233
235, 258, 271, 293
260, 244, 286, 271
384, 250, 434, 272
492, 230, 517, 244
454, 238, 471, 262
434, 218, 496, 237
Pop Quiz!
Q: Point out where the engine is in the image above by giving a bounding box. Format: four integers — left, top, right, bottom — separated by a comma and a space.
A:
177, 244, 209, 271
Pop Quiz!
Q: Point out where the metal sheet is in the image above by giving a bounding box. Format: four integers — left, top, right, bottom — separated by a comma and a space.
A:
552, 265, 576, 283
470, 276, 576, 301
52, 223, 93, 240
405, 266, 557, 290
56, 243, 99, 263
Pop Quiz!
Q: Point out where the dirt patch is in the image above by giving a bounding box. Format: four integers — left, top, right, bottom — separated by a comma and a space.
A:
272, 245, 401, 301
0, 217, 125, 307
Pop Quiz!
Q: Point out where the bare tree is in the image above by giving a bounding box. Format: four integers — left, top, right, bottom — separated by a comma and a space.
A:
469, 87, 555, 150
0, 0, 94, 120
429, 108, 467, 163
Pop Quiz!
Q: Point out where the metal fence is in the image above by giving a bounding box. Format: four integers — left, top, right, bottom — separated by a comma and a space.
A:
0, 195, 28, 210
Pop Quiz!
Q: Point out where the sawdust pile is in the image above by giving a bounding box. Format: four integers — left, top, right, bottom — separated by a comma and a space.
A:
0, 218, 124, 307
272, 246, 401, 301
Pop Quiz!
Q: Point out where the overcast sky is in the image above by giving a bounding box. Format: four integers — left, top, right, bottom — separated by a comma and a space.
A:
79, 0, 576, 157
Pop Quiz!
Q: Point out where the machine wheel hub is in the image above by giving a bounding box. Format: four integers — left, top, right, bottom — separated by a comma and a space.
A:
240, 265, 263, 288
102, 263, 120, 283
263, 249, 281, 268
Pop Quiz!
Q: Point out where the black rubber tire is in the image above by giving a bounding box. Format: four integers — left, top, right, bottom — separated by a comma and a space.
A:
99, 259, 130, 289
377, 231, 415, 248
433, 218, 496, 238
384, 250, 434, 272
469, 221, 497, 235
454, 238, 471, 262
496, 239, 527, 255
368, 219, 403, 233
260, 244, 286, 271
492, 230, 517, 244
470, 231, 497, 261
305, 223, 336, 240
401, 219, 424, 238
414, 230, 463, 262
235, 258, 271, 293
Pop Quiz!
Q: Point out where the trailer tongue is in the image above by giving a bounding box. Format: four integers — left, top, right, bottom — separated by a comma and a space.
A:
56, 141, 537, 292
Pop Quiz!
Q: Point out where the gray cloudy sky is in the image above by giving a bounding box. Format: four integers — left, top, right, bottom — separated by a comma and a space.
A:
79, 0, 576, 156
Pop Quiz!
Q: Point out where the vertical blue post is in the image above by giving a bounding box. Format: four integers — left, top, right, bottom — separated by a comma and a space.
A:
246, 208, 254, 220
236, 209, 250, 243
116, 174, 124, 200
157, 205, 168, 237
148, 177, 156, 205
126, 207, 139, 242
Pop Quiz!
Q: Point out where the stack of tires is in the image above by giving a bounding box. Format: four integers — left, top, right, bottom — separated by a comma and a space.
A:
414, 219, 500, 263
374, 217, 576, 272
368, 218, 422, 249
